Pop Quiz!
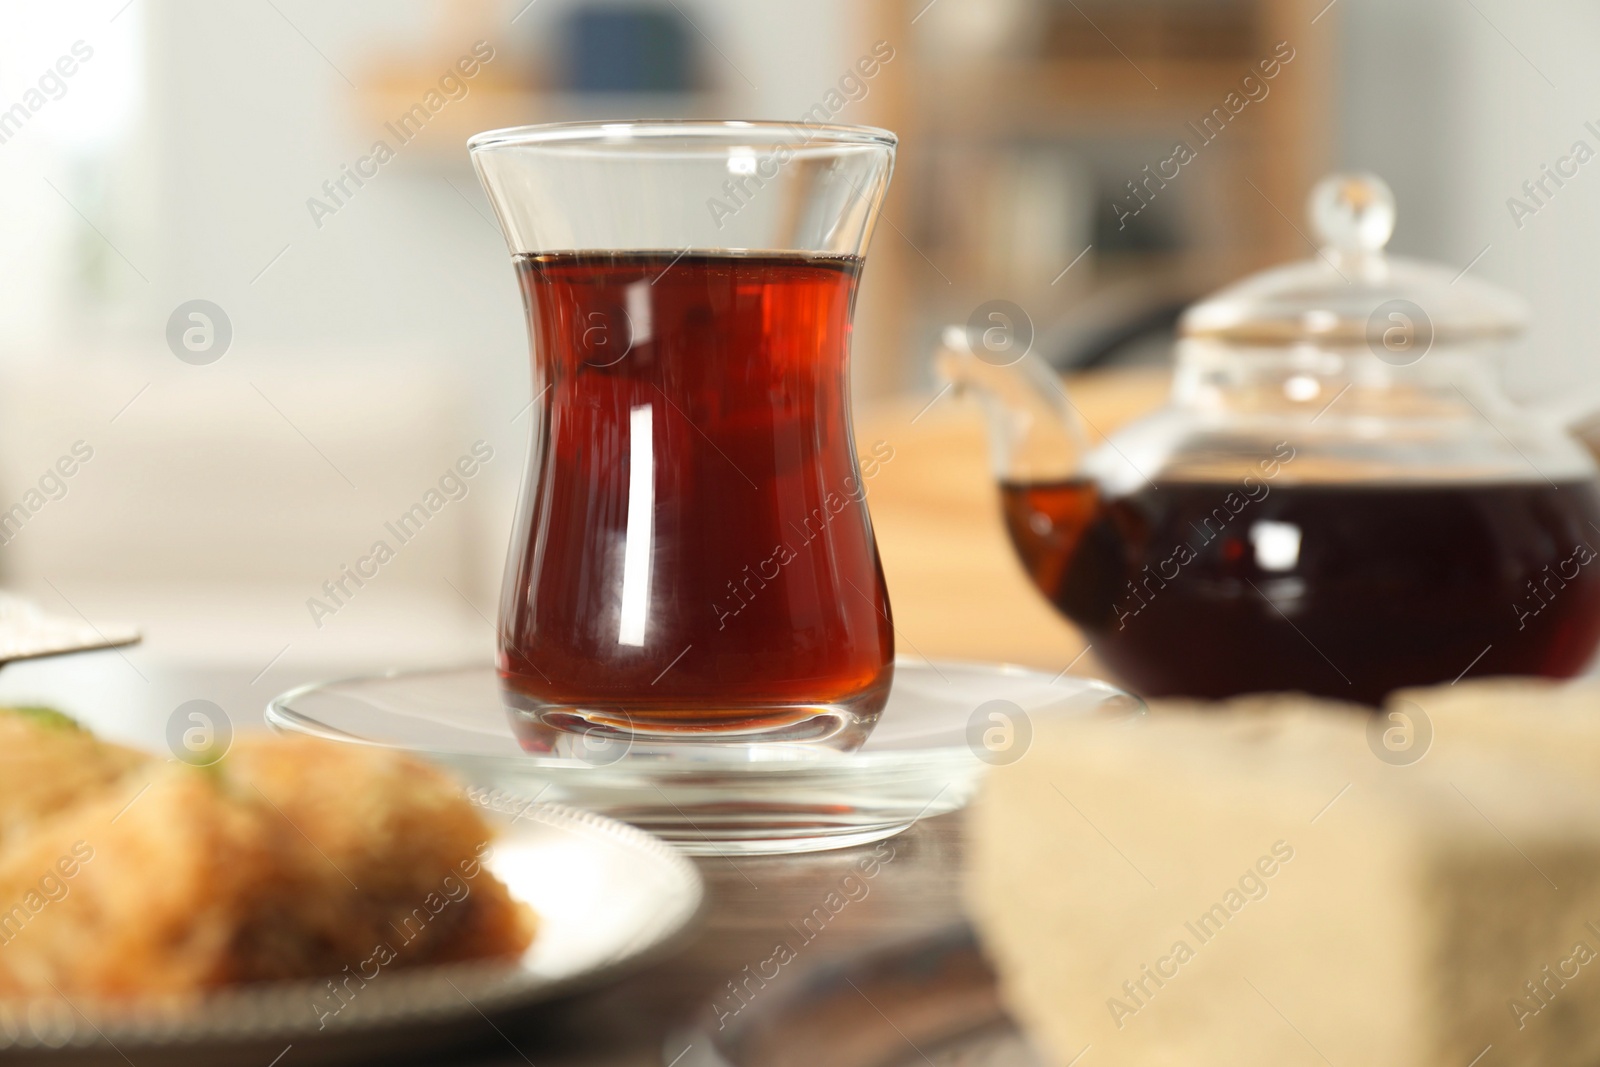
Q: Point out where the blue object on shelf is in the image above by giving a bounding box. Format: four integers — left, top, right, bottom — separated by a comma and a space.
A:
562, 5, 699, 94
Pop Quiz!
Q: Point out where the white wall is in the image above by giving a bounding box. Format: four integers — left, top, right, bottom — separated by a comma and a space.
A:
1338, 0, 1600, 403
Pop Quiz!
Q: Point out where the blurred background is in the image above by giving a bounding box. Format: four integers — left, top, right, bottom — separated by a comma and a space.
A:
0, 0, 1594, 743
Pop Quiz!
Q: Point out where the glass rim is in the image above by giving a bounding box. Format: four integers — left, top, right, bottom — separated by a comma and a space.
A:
467, 119, 897, 154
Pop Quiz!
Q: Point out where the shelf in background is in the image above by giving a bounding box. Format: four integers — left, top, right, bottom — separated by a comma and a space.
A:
353, 75, 725, 164
922, 57, 1281, 132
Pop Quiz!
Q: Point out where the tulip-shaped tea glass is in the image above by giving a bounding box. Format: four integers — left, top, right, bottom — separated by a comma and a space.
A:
471, 121, 896, 747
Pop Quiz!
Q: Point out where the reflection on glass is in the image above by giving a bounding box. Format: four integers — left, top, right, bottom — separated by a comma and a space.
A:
1250, 520, 1301, 572
618, 403, 654, 648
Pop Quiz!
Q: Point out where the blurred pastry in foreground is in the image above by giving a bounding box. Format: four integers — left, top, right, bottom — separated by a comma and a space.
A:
0, 706, 147, 851
967, 686, 1600, 1067
225, 736, 537, 971
0, 735, 534, 998
1389, 676, 1600, 772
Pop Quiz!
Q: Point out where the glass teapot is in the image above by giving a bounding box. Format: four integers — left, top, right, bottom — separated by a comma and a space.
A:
942, 173, 1600, 704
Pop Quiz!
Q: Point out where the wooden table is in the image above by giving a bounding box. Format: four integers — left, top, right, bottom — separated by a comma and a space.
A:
438, 370, 1170, 1065
439, 813, 968, 1067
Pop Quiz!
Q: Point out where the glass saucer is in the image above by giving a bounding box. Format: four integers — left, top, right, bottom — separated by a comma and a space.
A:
266, 659, 1139, 855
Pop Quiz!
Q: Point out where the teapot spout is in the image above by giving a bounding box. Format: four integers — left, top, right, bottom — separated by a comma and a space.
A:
936, 326, 1087, 484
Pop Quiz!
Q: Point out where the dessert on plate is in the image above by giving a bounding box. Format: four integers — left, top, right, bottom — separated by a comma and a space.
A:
0, 709, 535, 998
0, 705, 146, 850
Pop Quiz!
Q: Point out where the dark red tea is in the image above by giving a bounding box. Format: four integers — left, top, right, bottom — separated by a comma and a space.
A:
1003, 477, 1600, 704
499, 251, 894, 729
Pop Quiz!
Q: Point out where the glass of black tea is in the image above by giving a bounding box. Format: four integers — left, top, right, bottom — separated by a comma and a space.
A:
470, 121, 897, 746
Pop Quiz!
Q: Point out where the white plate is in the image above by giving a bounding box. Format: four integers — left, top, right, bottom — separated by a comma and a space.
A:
0, 803, 703, 1066
267, 659, 1141, 856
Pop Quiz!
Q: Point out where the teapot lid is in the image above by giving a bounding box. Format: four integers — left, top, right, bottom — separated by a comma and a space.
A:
1179, 173, 1527, 347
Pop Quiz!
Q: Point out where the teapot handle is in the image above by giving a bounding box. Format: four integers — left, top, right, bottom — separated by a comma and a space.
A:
935, 326, 1088, 484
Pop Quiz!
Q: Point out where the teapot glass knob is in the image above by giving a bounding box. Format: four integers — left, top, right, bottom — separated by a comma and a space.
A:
1309, 172, 1395, 254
